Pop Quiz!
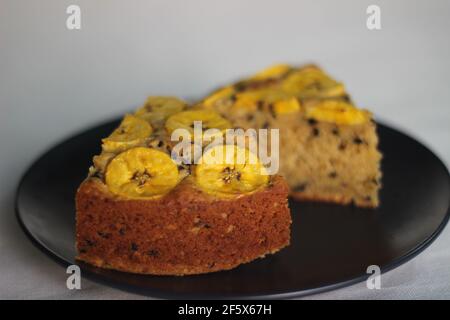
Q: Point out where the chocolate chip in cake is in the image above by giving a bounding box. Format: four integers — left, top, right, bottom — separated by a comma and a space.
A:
85, 239, 95, 247
353, 137, 365, 145
246, 114, 254, 122
119, 228, 126, 236
332, 128, 340, 136
257, 100, 264, 110
307, 118, 318, 126
294, 183, 308, 192
269, 104, 276, 118
338, 142, 347, 151
262, 121, 270, 129
147, 249, 159, 257
97, 231, 111, 239
194, 220, 212, 229
131, 243, 139, 251
329, 171, 338, 178
312, 127, 320, 137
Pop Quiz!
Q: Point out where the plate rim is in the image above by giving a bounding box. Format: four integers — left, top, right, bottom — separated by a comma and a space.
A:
14, 120, 450, 299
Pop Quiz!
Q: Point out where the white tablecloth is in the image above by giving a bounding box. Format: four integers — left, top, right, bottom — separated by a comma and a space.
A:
1, 0, 449, 299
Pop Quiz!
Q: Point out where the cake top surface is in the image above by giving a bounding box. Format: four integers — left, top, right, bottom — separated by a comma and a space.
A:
90, 96, 272, 200
200, 64, 372, 125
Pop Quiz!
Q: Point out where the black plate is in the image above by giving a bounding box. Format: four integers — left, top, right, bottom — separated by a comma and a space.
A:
16, 119, 450, 299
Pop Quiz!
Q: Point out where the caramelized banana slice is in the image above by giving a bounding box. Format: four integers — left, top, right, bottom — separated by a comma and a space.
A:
195, 145, 269, 197
102, 115, 153, 153
306, 100, 371, 125
282, 66, 346, 98
272, 97, 302, 115
105, 147, 179, 198
135, 96, 186, 123
165, 109, 231, 140
202, 86, 234, 108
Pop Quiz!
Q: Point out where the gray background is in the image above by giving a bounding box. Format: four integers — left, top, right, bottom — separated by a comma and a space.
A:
1, 0, 449, 299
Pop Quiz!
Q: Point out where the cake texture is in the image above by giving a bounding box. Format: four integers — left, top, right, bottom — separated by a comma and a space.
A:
76, 96, 291, 275
76, 175, 290, 275
200, 64, 382, 207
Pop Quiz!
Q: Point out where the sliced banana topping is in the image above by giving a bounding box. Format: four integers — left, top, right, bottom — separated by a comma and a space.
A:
231, 92, 260, 112
202, 86, 234, 108
272, 97, 301, 115
135, 96, 186, 124
195, 145, 269, 197
102, 114, 153, 153
105, 147, 179, 199
165, 109, 231, 140
306, 100, 371, 125
281, 67, 345, 98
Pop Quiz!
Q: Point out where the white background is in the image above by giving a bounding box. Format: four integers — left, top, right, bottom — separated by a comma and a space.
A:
0, 0, 449, 299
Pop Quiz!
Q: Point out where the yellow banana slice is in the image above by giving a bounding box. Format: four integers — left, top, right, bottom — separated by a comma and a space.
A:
105, 147, 179, 199
165, 109, 231, 140
135, 96, 186, 123
202, 86, 234, 108
102, 114, 153, 153
306, 100, 371, 125
231, 92, 260, 112
272, 97, 302, 115
282, 67, 346, 98
195, 145, 269, 197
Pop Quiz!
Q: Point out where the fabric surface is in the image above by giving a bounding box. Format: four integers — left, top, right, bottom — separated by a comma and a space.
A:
0, 0, 449, 299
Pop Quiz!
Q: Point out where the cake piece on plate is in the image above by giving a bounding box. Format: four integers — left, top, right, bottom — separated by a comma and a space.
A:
200, 64, 382, 208
76, 97, 291, 275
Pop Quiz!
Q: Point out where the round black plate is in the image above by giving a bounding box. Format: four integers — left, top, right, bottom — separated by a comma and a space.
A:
16, 120, 450, 299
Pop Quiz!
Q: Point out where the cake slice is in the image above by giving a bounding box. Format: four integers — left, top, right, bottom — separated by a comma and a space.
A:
76, 97, 291, 275
200, 64, 382, 207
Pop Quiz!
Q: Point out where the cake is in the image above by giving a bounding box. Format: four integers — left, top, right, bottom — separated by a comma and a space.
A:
199, 64, 382, 208
76, 97, 291, 275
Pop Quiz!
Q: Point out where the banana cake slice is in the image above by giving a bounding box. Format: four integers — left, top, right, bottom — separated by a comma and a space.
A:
76, 97, 291, 275
200, 64, 382, 208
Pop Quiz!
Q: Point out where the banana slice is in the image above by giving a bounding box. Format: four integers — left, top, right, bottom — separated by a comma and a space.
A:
306, 100, 371, 125
135, 96, 186, 123
165, 109, 231, 140
105, 147, 179, 199
282, 67, 345, 98
272, 97, 301, 115
102, 114, 153, 153
202, 86, 234, 108
195, 145, 269, 197
231, 92, 260, 112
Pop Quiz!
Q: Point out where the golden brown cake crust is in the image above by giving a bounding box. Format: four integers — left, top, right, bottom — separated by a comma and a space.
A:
76, 175, 291, 275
